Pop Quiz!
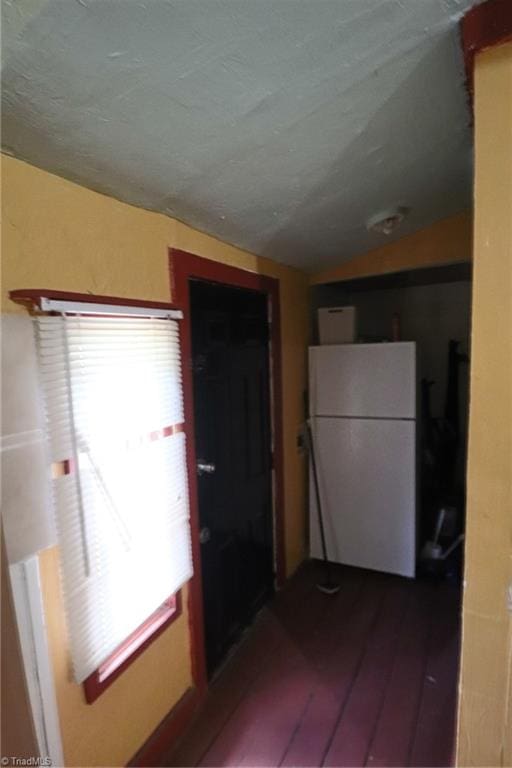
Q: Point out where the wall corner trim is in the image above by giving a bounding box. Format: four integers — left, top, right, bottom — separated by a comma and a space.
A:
461, 0, 512, 103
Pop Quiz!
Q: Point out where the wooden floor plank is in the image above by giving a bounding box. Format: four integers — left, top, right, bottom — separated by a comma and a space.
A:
164, 564, 460, 768
202, 651, 316, 766
167, 563, 331, 766
280, 573, 385, 767
322, 576, 409, 767
365, 581, 433, 767
408, 582, 460, 768
166, 610, 283, 767
200, 566, 363, 767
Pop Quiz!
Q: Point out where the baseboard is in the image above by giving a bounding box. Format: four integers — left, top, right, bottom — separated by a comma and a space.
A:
127, 686, 202, 767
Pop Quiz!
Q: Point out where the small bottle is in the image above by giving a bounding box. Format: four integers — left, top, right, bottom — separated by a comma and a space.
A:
392, 312, 401, 342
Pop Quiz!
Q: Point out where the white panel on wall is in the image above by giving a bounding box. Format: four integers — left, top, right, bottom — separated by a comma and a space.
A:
1, 315, 56, 562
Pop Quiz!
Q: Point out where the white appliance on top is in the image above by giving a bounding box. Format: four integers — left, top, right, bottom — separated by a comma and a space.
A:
318, 306, 356, 344
309, 342, 416, 578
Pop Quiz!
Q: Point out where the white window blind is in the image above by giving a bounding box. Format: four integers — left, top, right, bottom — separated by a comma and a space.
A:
36, 314, 193, 684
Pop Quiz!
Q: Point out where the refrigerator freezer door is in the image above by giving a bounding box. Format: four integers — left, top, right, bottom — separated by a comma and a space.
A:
310, 417, 416, 577
310, 342, 416, 419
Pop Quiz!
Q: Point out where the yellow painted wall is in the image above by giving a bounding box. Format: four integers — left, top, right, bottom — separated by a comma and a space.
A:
310, 211, 472, 285
456, 42, 512, 767
1, 154, 309, 767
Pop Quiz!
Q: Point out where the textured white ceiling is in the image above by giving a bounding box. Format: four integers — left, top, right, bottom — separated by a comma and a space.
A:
1, 0, 477, 272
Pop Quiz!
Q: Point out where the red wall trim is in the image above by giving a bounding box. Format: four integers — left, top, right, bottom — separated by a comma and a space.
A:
461, 0, 512, 103
9, 288, 181, 312
169, 249, 287, 697
127, 686, 201, 767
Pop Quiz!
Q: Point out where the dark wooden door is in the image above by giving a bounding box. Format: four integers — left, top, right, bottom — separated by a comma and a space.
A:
190, 280, 274, 676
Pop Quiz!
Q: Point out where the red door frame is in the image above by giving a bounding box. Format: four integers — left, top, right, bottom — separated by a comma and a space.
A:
170, 249, 286, 695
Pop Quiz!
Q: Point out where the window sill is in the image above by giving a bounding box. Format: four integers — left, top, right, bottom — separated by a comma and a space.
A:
83, 592, 182, 704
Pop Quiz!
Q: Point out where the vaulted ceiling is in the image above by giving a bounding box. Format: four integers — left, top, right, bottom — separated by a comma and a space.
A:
2, 0, 477, 272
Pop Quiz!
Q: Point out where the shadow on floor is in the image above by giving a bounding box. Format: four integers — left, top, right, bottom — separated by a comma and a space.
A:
165, 561, 461, 768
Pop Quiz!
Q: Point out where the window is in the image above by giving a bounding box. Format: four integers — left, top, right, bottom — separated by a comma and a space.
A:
35, 306, 193, 699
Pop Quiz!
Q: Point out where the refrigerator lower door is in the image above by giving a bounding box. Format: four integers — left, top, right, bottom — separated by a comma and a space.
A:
310, 417, 416, 577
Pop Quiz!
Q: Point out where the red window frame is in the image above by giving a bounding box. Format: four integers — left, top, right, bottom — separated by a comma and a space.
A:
83, 592, 182, 703
10, 288, 187, 705
54, 425, 185, 704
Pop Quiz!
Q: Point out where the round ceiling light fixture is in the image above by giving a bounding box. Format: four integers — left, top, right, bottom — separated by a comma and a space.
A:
366, 206, 410, 236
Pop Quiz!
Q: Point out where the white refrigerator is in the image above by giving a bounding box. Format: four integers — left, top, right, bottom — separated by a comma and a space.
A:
309, 342, 416, 578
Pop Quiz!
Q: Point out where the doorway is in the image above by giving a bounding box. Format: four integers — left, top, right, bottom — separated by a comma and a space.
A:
171, 249, 286, 689
190, 280, 274, 675
309, 262, 471, 763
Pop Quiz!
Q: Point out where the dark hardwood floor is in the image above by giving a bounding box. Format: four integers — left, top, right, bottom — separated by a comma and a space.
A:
165, 561, 461, 768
